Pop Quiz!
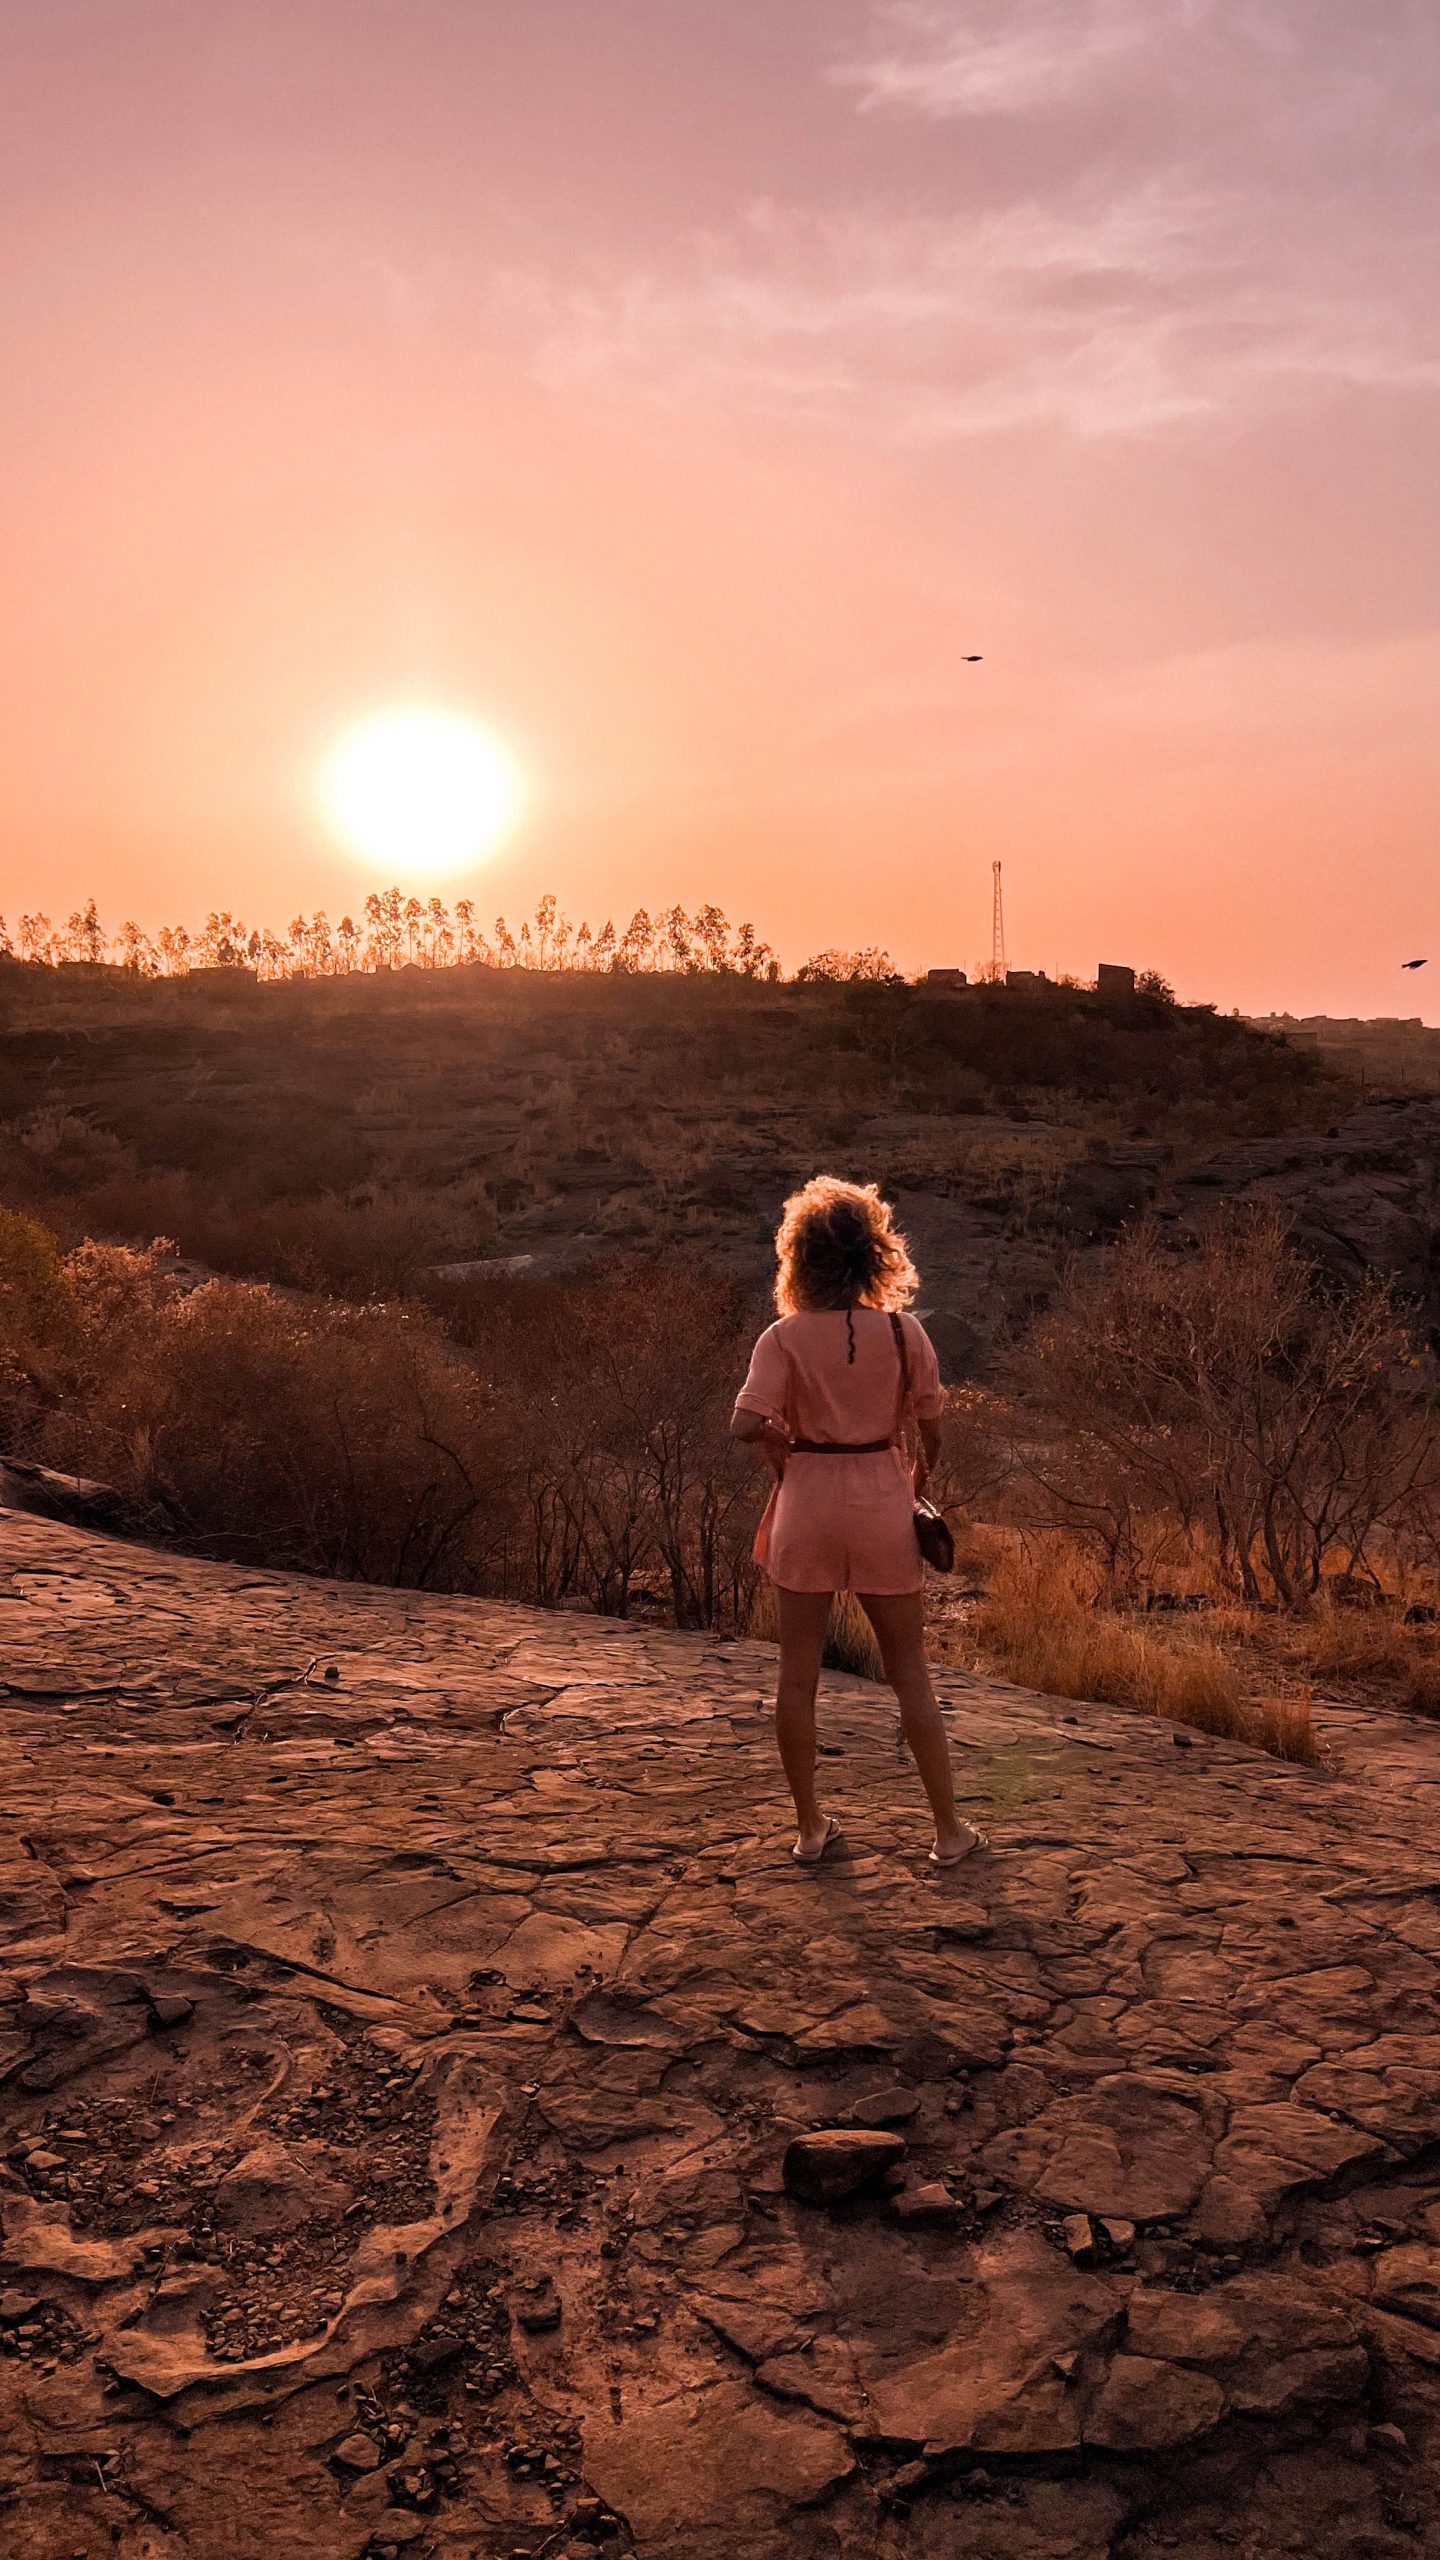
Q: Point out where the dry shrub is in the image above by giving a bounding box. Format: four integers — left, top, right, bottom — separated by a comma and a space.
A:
929, 1388, 1015, 1536
1151, 1645, 1253, 1738
1012, 1209, 1437, 1607
970, 1544, 1316, 1761
87, 1178, 497, 1299
1, 1108, 499, 1297
14, 1242, 511, 1587
441, 1256, 766, 1628
0, 1207, 63, 1334
972, 1546, 1140, 1702
0, 1215, 771, 1626
947, 1518, 1008, 1588
187, 1182, 499, 1298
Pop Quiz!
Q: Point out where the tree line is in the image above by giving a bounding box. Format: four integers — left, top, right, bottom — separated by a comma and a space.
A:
0, 891, 899, 984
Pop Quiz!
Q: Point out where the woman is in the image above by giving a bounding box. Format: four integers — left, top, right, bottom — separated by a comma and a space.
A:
732, 1175, 984, 1869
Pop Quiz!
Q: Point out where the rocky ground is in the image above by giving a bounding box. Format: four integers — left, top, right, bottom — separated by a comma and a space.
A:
2, 1514, 1440, 2560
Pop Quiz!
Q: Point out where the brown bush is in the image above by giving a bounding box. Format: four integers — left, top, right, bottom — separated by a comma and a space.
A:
1400, 1661, 1440, 1719
1250, 1693, 1319, 1763
0, 1214, 772, 1622
178, 1181, 500, 1298
8, 1240, 512, 1587
12, 1166, 498, 1302
1010, 1209, 1438, 1606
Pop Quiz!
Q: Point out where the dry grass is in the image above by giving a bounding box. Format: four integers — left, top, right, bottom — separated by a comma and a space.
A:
967, 1545, 1320, 1763
1400, 1662, 1440, 1720
825, 1593, 886, 1681
1288, 1599, 1414, 1686
746, 1586, 887, 1682
1251, 1693, 1319, 1763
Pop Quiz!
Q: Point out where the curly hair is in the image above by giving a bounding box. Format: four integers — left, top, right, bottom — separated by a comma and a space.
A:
773, 1175, 919, 1316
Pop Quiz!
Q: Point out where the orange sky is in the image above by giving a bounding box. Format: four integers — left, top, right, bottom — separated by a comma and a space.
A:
3, 1, 1437, 1013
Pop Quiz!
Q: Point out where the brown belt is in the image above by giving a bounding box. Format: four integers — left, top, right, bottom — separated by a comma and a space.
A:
789, 1437, 894, 1455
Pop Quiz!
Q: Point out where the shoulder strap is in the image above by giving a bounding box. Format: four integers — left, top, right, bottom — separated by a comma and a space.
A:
888, 1311, 911, 1444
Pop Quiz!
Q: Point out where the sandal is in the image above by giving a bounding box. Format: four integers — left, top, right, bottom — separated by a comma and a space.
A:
928, 1825, 988, 1867
794, 1816, 844, 1866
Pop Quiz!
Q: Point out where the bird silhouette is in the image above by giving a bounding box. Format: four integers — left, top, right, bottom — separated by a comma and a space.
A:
964, 654, 983, 663
1402, 958, 1428, 970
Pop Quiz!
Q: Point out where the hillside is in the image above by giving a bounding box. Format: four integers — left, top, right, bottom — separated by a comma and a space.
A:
2, 1512, 1440, 2558
0, 960, 1333, 1374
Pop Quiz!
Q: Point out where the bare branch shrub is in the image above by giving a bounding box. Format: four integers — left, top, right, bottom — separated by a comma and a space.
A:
1009, 1209, 1437, 1605
455, 1260, 766, 1628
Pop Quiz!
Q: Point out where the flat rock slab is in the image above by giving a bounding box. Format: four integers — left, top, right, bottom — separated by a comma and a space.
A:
1, 1514, 1440, 2558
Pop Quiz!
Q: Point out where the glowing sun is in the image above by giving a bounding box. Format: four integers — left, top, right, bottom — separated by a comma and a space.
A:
319, 705, 526, 878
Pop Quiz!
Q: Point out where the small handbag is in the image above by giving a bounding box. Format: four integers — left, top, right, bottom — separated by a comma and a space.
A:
888, 1313, 955, 1574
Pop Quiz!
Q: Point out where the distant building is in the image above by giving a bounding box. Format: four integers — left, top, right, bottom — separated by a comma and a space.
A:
925, 967, 968, 988
1246, 1012, 1440, 1091
1005, 968, 1048, 990
1096, 962, 1136, 996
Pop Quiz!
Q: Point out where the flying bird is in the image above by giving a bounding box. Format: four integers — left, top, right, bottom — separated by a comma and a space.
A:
964, 654, 983, 663
1402, 958, 1428, 970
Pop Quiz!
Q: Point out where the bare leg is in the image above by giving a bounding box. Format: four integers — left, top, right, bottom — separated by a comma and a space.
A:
774, 1588, 837, 1860
859, 1590, 983, 1863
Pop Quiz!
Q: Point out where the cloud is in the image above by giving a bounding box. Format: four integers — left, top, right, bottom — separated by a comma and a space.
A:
834, 0, 1189, 118
500, 1, 1439, 447
831, 0, 1436, 135
508, 175, 1438, 445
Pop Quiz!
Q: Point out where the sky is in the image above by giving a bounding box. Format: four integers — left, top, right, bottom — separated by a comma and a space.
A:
1, 0, 1437, 1011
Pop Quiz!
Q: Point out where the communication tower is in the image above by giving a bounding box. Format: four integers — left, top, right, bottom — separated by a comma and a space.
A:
992, 859, 1006, 979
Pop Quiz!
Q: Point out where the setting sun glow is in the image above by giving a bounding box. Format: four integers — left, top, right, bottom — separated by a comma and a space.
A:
319, 706, 526, 880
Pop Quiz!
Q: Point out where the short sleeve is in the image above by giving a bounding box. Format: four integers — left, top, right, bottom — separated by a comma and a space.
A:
734, 1323, 791, 1428
904, 1314, 944, 1422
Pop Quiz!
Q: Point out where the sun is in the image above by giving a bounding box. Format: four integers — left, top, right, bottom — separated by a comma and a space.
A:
319, 705, 527, 879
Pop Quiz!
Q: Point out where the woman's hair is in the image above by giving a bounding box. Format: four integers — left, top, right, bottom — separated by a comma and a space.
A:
773, 1175, 919, 1316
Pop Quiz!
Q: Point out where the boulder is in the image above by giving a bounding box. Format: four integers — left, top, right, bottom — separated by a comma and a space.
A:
0, 1458, 126, 1529
782, 2130, 906, 2205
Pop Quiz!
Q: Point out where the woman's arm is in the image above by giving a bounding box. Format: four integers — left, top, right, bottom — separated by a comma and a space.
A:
731, 1405, 791, 1483
914, 1415, 941, 1493
732, 1324, 792, 1483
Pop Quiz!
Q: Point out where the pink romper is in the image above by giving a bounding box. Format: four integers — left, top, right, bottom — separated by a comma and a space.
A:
735, 1307, 945, 1594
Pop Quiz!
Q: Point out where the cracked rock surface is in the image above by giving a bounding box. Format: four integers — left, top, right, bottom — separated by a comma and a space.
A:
2, 1513, 1440, 2558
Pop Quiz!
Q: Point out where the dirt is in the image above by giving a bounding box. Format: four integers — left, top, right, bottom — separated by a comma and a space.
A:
2, 1508, 1440, 2556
